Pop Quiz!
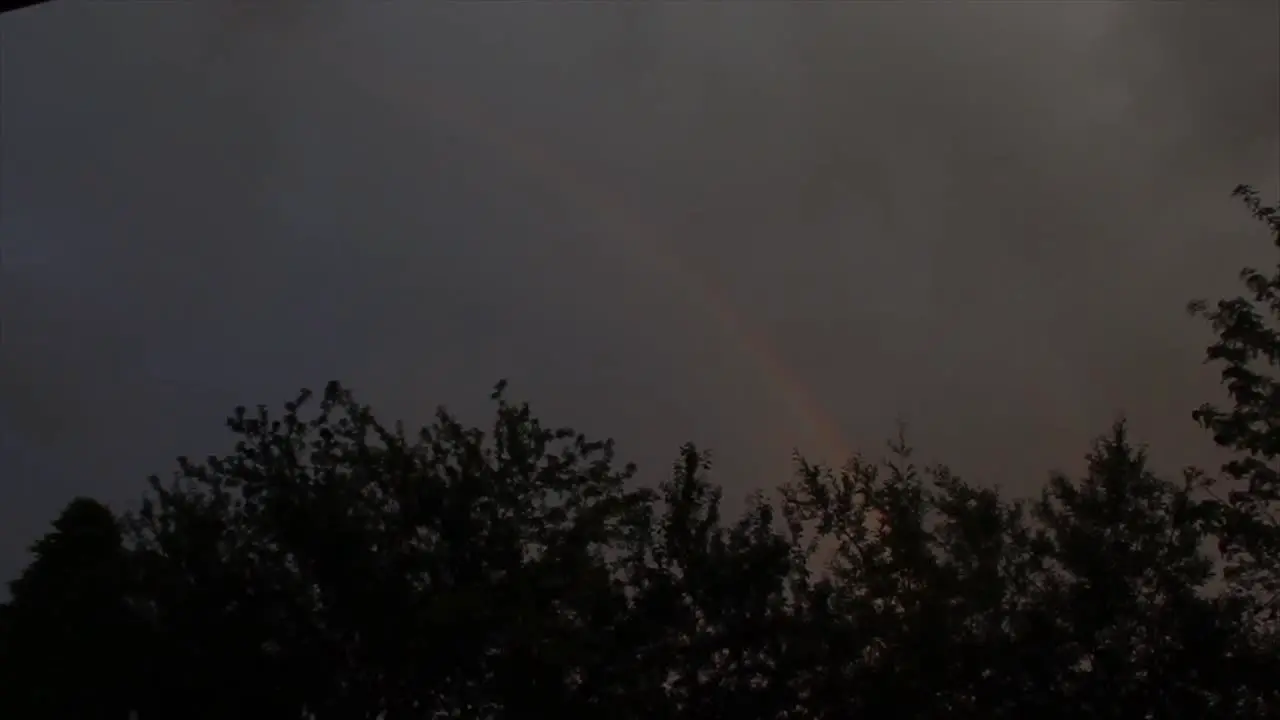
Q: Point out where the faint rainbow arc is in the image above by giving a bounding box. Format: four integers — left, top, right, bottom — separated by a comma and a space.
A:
339, 69, 851, 467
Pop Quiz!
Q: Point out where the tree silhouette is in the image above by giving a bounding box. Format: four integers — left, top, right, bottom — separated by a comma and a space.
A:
0, 0, 52, 17
4, 189, 1280, 718
1187, 185, 1280, 713
0, 498, 140, 720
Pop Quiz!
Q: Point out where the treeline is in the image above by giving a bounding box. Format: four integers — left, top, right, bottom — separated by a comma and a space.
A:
2, 187, 1279, 719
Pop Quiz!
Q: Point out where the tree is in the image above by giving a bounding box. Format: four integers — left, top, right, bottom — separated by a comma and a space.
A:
4, 383, 1275, 719
1028, 424, 1256, 717
1189, 188, 1280, 600
0, 0, 53, 17
1187, 184, 1280, 708
0, 498, 140, 720
122, 381, 662, 718
772, 423, 1264, 719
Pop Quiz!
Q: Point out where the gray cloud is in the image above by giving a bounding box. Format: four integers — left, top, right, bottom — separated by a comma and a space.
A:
1, 3, 1276, 580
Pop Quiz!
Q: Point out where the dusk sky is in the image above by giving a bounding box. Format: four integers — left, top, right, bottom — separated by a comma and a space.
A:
1, 2, 1277, 583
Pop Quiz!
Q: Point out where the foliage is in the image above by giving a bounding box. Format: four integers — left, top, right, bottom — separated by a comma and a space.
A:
1189, 186, 1280, 622
0, 497, 141, 720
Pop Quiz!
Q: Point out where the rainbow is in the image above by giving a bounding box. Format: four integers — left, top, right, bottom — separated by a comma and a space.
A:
201, 2, 855, 467
386, 76, 853, 467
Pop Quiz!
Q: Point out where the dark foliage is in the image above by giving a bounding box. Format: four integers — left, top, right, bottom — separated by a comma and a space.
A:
0, 0, 52, 17
3, 189, 1279, 718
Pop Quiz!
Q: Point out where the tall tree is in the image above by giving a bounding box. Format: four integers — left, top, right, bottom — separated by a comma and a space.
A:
0, 498, 139, 720
1189, 187, 1280, 611
1187, 185, 1280, 714
1030, 424, 1253, 717
123, 381, 660, 718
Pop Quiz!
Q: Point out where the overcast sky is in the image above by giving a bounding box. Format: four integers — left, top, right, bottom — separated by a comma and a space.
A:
1, 2, 1277, 582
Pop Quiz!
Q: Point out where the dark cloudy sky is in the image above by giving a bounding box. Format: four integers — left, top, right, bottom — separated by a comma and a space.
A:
1, 2, 1277, 582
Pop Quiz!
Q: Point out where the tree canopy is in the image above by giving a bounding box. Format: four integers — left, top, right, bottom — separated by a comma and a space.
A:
0, 0, 51, 18
3, 188, 1279, 718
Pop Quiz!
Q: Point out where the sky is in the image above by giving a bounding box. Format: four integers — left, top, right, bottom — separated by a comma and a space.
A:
1, 2, 1277, 583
